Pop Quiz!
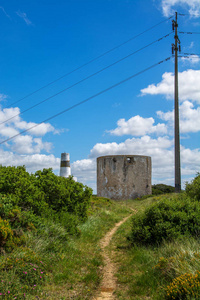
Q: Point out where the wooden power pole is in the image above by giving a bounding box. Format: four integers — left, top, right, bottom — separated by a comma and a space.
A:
172, 12, 181, 192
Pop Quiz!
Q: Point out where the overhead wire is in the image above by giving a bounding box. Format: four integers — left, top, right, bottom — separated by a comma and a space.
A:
179, 31, 200, 34
183, 52, 200, 56
0, 32, 172, 126
0, 56, 172, 145
178, 13, 200, 17
4, 16, 173, 109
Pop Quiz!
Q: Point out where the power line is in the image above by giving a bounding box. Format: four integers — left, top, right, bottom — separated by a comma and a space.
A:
4, 16, 173, 109
0, 32, 172, 126
183, 52, 200, 56
179, 31, 200, 34
178, 13, 200, 17
0, 56, 172, 146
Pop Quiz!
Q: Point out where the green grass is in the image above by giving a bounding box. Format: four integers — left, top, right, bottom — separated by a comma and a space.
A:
41, 198, 131, 299
1, 193, 200, 299
109, 195, 200, 300
0, 196, 131, 299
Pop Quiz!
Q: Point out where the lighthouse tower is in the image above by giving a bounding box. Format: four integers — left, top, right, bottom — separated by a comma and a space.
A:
60, 153, 71, 178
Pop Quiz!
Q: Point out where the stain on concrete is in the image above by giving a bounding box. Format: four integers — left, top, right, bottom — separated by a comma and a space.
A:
97, 155, 152, 200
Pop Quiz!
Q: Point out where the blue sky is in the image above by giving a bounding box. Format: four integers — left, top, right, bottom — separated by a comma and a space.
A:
0, 0, 200, 193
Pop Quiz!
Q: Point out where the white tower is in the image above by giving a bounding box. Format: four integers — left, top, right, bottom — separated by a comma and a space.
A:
60, 153, 71, 178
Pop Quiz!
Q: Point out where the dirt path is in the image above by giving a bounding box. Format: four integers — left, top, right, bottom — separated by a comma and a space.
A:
92, 214, 132, 300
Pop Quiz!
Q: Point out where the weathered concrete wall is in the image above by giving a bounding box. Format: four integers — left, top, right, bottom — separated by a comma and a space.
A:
97, 155, 152, 200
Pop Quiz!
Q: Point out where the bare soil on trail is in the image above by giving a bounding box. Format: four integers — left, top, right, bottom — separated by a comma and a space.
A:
92, 215, 132, 300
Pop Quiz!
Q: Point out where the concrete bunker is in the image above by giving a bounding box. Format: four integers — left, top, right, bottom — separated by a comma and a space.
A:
97, 155, 152, 200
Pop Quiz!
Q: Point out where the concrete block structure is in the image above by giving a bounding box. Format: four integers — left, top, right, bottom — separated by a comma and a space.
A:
97, 155, 152, 200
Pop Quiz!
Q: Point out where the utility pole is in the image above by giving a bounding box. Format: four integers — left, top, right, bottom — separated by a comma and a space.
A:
172, 12, 181, 192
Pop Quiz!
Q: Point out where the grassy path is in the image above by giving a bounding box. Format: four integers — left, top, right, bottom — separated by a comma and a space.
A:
92, 215, 132, 300
40, 198, 132, 299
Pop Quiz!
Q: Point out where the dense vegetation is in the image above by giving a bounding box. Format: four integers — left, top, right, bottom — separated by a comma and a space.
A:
129, 196, 200, 245
121, 173, 200, 299
152, 183, 175, 195
0, 165, 131, 299
0, 165, 93, 298
1, 165, 200, 299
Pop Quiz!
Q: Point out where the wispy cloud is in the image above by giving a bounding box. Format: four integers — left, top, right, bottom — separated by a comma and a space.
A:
0, 94, 8, 102
189, 42, 194, 49
0, 6, 11, 20
161, 0, 200, 17
16, 10, 32, 25
181, 54, 200, 65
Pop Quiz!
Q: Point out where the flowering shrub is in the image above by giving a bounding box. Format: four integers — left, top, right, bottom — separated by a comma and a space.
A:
0, 247, 42, 270
0, 247, 48, 298
0, 217, 13, 248
165, 271, 200, 299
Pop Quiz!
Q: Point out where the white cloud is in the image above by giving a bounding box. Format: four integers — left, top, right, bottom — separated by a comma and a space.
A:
15, 120, 55, 136
0, 126, 19, 138
141, 69, 200, 103
0, 107, 56, 138
11, 136, 52, 154
0, 106, 58, 155
181, 146, 200, 166
107, 115, 167, 136
72, 159, 95, 172
89, 136, 173, 159
157, 100, 200, 133
16, 10, 32, 25
0, 107, 55, 137
0, 149, 60, 173
0, 107, 21, 124
161, 0, 200, 17
71, 159, 96, 186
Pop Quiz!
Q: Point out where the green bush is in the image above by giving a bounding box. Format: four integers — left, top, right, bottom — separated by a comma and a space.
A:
0, 166, 47, 215
0, 194, 37, 230
129, 197, 200, 246
0, 166, 92, 221
0, 166, 92, 250
152, 184, 175, 195
185, 173, 200, 201
34, 168, 92, 221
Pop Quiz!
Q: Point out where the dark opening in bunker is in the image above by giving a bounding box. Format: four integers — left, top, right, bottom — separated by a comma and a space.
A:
127, 157, 134, 164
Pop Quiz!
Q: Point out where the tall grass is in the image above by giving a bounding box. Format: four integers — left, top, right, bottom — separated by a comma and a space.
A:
0, 197, 131, 299
111, 195, 200, 300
